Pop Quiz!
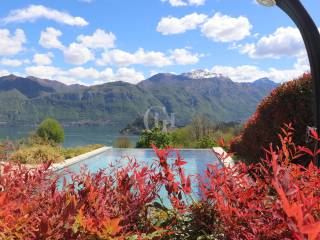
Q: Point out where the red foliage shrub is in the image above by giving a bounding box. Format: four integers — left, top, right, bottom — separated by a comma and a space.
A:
1, 124, 320, 239
0, 140, 15, 162
201, 124, 320, 239
0, 148, 193, 239
153, 146, 191, 211
0, 158, 165, 239
230, 73, 313, 164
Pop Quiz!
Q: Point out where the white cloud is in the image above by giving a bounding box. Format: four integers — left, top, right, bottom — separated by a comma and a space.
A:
24, 65, 145, 85
25, 65, 86, 85
157, 13, 207, 35
201, 13, 252, 42
161, 0, 205, 7
188, 0, 205, 6
161, 0, 187, 6
39, 27, 64, 49
0, 58, 24, 67
77, 29, 116, 49
97, 48, 200, 67
170, 48, 199, 65
97, 49, 133, 66
2, 5, 88, 26
113, 67, 145, 84
25, 65, 63, 80
135, 49, 173, 67
68, 67, 101, 79
0, 69, 9, 77
0, 29, 26, 56
97, 48, 172, 67
238, 27, 304, 59
211, 62, 308, 83
33, 52, 53, 65
64, 43, 95, 65
67, 67, 145, 84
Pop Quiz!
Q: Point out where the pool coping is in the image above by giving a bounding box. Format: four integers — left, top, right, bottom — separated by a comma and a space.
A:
52, 147, 234, 171
1, 147, 233, 173
212, 147, 235, 168
51, 146, 112, 171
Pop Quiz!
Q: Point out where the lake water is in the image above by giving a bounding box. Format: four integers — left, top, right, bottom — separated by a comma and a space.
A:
0, 126, 138, 147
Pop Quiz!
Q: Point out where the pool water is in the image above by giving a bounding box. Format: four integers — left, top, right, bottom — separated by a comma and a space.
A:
64, 148, 220, 176
59, 148, 221, 203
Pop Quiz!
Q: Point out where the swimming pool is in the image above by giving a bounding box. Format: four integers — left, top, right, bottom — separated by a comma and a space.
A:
58, 148, 221, 203
63, 148, 221, 177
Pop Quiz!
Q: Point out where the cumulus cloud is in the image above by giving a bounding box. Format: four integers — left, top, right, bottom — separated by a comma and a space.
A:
157, 12, 252, 42
0, 58, 24, 67
33, 52, 53, 65
64, 43, 95, 65
77, 29, 116, 49
0, 69, 10, 77
25, 65, 145, 85
68, 67, 101, 79
25, 65, 63, 81
97, 48, 199, 67
0, 29, 26, 56
188, 0, 205, 6
201, 13, 252, 42
67, 67, 144, 84
112, 68, 145, 84
39, 28, 117, 64
238, 27, 305, 59
170, 48, 199, 65
211, 61, 309, 83
39, 27, 64, 49
97, 48, 170, 67
161, 0, 205, 7
157, 13, 207, 35
2, 5, 88, 26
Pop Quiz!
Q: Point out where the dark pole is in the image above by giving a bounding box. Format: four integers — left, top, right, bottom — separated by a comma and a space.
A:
276, 0, 320, 166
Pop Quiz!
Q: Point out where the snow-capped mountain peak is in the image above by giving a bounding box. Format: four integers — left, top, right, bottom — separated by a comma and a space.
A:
181, 70, 224, 79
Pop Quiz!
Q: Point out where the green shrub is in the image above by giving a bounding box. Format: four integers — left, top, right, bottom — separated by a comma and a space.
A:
61, 144, 104, 159
36, 118, 65, 144
230, 74, 313, 164
197, 136, 217, 148
171, 127, 194, 148
171, 121, 240, 149
114, 136, 133, 148
136, 127, 172, 148
10, 144, 64, 164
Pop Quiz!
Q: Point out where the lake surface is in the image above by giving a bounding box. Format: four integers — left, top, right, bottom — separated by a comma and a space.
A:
0, 126, 138, 147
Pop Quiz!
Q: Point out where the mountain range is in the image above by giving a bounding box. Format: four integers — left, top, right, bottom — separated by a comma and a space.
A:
0, 71, 278, 128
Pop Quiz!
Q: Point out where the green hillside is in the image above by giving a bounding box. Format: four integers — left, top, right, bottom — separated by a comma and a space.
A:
0, 73, 277, 127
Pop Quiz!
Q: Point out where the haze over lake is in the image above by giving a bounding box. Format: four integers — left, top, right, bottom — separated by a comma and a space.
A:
0, 126, 138, 147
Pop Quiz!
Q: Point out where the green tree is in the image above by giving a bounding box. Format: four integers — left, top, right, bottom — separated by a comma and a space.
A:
136, 127, 172, 148
36, 118, 65, 144
197, 136, 217, 148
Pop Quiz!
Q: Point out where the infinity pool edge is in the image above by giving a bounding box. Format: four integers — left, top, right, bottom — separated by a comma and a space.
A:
52, 146, 112, 171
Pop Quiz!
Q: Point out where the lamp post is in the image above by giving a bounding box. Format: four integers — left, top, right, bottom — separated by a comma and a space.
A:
257, 0, 320, 166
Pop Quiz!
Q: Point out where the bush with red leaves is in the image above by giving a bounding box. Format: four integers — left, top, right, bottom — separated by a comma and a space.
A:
0, 158, 166, 239
230, 73, 313, 164
201, 124, 320, 239
1, 124, 320, 239
0, 146, 194, 239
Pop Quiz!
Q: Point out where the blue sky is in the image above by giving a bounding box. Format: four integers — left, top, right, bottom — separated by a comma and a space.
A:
0, 0, 319, 85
